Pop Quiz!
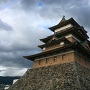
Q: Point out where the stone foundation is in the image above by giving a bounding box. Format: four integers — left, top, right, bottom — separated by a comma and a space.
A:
76, 63, 90, 90
8, 62, 90, 90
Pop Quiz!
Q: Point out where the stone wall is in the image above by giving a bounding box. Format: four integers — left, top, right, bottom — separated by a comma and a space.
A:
76, 63, 90, 90
8, 62, 90, 90
74, 52, 90, 68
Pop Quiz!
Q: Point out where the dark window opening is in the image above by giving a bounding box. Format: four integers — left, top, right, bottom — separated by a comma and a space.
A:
39, 60, 41, 65
62, 54, 66, 60
46, 58, 49, 63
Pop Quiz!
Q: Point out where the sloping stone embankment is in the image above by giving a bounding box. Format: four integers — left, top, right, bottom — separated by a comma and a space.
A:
8, 62, 90, 90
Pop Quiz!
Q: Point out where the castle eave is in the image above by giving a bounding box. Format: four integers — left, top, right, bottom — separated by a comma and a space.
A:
40, 35, 54, 43
24, 42, 90, 61
23, 42, 82, 61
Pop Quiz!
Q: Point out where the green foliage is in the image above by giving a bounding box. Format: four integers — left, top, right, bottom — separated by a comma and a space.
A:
0, 76, 20, 85
0, 84, 5, 90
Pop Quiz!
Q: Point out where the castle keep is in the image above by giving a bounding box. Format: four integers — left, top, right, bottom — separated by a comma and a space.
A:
8, 17, 90, 90
24, 16, 90, 69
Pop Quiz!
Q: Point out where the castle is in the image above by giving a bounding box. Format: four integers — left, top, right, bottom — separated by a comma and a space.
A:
8, 17, 90, 90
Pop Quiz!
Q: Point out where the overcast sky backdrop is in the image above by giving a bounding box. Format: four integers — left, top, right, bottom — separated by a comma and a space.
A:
0, 0, 90, 76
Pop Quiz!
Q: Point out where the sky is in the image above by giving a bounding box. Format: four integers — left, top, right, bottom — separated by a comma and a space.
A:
0, 0, 90, 76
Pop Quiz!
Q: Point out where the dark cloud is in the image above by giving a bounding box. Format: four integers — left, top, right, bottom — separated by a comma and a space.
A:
0, 19, 13, 31
0, 35, 42, 69
0, 69, 6, 72
41, 0, 88, 6
0, 51, 33, 68
0, 0, 10, 3
0, 18, 51, 72
0, 22, 48, 70
20, 0, 88, 11
71, 7, 90, 29
20, 0, 90, 23
21, 0, 39, 10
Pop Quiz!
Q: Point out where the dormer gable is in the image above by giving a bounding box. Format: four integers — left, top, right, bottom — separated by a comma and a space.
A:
40, 35, 54, 43
47, 36, 58, 43
38, 37, 71, 52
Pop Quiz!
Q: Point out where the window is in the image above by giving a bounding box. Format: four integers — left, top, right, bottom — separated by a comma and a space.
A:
85, 60, 87, 65
39, 60, 41, 65
46, 58, 49, 63
62, 54, 66, 60
53, 56, 57, 62
78, 30, 82, 34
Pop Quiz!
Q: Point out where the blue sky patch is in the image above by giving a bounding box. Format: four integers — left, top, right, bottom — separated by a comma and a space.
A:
38, 2, 43, 7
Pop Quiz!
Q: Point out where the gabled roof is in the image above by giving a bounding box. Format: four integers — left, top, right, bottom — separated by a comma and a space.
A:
49, 18, 80, 32
38, 37, 71, 49
77, 27, 88, 38
87, 40, 90, 49
40, 35, 54, 43
47, 36, 58, 43
23, 41, 90, 61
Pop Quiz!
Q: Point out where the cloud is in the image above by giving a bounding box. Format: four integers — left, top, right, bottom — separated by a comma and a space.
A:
0, 3, 52, 76
0, 19, 13, 31
0, 0, 10, 3
21, 0, 38, 10
20, 0, 90, 24
70, 7, 90, 28
0, 66, 28, 76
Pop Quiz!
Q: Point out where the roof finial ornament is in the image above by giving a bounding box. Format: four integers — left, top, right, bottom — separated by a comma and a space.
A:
63, 15, 65, 18
58, 15, 66, 24
61, 15, 66, 22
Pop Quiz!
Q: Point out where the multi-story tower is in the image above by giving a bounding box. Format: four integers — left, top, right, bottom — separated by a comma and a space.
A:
24, 16, 90, 69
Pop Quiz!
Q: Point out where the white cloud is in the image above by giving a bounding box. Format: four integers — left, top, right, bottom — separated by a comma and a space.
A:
0, 65, 27, 76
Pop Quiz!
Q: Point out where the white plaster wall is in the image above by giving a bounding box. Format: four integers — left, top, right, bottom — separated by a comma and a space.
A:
65, 34, 81, 42
55, 24, 73, 32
